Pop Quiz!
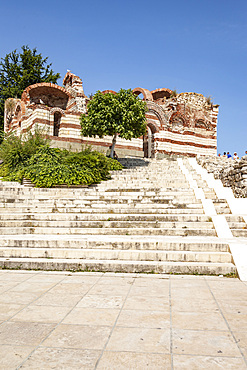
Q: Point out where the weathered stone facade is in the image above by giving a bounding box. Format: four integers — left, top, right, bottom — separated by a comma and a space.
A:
197, 156, 247, 198
4, 72, 219, 157
4, 72, 88, 151
133, 88, 218, 158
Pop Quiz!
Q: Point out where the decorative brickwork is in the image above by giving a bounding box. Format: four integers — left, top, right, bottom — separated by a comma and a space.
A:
101, 90, 117, 95
133, 87, 153, 101
4, 72, 219, 158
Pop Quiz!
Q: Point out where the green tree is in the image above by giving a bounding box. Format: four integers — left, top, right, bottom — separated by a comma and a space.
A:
80, 89, 147, 158
0, 45, 60, 132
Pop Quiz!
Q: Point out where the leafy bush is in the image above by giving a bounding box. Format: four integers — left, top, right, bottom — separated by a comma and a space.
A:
0, 132, 123, 187
0, 133, 27, 169
65, 150, 108, 172
0, 128, 49, 169
0, 164, 25, 183
64, 150, 123, 180
106, 157, 123, 171
27, 146, 62, 166
25, 162, 100, 188
24, 149, 123, 187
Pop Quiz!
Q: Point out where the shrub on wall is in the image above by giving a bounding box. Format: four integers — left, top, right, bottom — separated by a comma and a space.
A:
0, 132, 122, 187
0, 129, 50, 169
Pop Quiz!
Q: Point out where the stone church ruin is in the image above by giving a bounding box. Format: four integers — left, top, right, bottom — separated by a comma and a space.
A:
4, 72, 219, 158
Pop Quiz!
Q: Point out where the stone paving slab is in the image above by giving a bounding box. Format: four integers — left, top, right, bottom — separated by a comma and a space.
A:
0, 271, 246, 369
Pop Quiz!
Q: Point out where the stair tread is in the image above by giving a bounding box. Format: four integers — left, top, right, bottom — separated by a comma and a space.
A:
0, 156, 244, 275
0, 257, 235, 266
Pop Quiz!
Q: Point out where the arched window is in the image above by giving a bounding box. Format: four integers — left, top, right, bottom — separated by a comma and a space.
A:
171, 116, 184, 132
53, 112, 61, 136
195, 119, 207, 129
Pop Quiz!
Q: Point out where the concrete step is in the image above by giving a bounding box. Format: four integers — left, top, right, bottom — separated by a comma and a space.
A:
0, 156, 241, 276
0, 213, 212, 222
227, 215, 247, 237
97, 181, 189, 187
99, 174, 186, 178
103, 189, 195, 194
0, 207, 205, 214
0, 220, 215, 229
0, 257, 236, 275
0, 227, 217, 236
0, 181, 22, 187
0, 190, 196, 198
213, 200, 231, 215
227, 222, 247, 229
0, 192, 200, 200
0, 247, 232, 263
0, 202, 204, 209
231, 230, 247, 237
109, 176, 186, 181
0, 196, 201, 205
0, 237, 230, 252
226, 215, 246, 222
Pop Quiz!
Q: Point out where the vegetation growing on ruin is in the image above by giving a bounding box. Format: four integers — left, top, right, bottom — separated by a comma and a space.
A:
206, 95, 213, 105
0, 45, 60, 133
170, 89, 177, 98
80, 89, 147, 158
0, 130, 122, 187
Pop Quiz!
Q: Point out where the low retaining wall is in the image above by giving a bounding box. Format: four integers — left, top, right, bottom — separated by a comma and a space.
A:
197, 155, 247, 198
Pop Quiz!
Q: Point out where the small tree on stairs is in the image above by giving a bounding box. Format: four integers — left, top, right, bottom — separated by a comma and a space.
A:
80, 89, 147, 158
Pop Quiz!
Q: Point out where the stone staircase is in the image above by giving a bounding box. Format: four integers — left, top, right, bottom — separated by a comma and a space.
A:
0, 157, 238, 275
183, 159, 231, 215
226, 215, 247, 237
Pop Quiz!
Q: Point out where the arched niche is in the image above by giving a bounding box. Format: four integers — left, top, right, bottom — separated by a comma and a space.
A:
22, 83, 71, 110
170, 112, 186, 133
146, 101, 169, 128
151, 88, 172, 102
195, 119, 208, 129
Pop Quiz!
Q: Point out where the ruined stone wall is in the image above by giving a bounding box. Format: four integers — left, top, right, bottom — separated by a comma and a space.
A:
132, 87, 218, 158
156, 93, 218, 157
4, 73, 219, 158
197, 156, 247, 198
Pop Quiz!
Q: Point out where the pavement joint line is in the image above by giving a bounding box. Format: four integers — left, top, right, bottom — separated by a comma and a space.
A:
94, 274, 135, 369
38, 346, 170, 355
169, 276, 174, 369
15, 273, 103, 369
0, 270, 46, 329
170, 352, 244, 358
204, 278, 247, 366
0, 272, 69, 328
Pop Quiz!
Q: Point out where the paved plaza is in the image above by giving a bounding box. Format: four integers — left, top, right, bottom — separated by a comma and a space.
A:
0, 270, 246, 369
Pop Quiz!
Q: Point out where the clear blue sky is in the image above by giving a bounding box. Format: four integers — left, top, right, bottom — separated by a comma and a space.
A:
1, 0, 246, 156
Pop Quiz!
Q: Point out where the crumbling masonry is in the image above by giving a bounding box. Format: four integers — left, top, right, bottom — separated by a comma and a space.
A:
4, 72, 219, 158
